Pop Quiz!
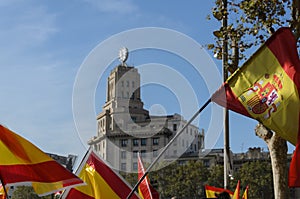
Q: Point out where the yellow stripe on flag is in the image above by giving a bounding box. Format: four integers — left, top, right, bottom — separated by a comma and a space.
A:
0, 125, 84, 196
205, 185, 233, 198
74, 163, 120, 198
212, 27, 300, 146
62, 149, 140, 199
230, 45, 299, 145
232, 180, 240, 199
0, 127, 52, 165
242, 185, 249, 199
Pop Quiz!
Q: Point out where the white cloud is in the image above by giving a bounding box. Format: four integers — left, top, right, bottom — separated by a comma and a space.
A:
84, 0, 138, 14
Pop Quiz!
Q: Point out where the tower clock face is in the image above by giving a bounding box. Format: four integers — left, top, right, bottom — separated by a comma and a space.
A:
119, 47, 128, 63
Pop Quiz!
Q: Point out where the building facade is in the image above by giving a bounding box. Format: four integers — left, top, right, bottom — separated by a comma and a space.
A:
88, 49, 204, 172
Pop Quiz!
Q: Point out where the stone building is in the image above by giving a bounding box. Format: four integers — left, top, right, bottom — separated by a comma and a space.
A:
88, 48, 204, 172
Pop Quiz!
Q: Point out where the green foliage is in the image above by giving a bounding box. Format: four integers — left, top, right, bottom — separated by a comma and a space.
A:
208, 0, 299, 71
120, 171, 138, 187
207, 164, 224, 188
152, 160, 209, 198
113, 159, 275, 198
239, 161, 273, 198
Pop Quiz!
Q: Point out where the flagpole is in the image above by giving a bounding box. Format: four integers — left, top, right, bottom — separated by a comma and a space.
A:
222, 0, 230, 190
126, 98, 212, 199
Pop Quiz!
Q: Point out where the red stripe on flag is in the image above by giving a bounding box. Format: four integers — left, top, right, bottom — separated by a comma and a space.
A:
266, 27, 300, 91
88, 152, 139, 199
0, 126, 32, 162
0, 161, 82, 185
205, 185, 234, 195
211, 83, 251, 117
266, 28, 300, 187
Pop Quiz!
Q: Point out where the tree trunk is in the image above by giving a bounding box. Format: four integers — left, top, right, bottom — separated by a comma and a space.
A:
255, 123, 288, 199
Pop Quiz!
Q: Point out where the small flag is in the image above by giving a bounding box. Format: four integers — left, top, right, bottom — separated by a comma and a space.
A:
232, 180, 240, 199
0, 184, 6, 199
61, 149, 140, 199
205, 185, 233, 198
0, 125, 84, 196
242, 185, 249, 199
211, 27, 300, 187
138, 153, 159, 199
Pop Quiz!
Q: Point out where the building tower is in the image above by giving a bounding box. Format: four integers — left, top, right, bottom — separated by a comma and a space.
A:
88, 48, 204, 172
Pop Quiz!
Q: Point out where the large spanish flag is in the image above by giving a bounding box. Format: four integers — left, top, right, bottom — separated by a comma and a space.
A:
211, 27, 300, 186
205, 185, 233, 198
0, 125, 84, 196
138, 153, 159, 199
62, 149, 140, 199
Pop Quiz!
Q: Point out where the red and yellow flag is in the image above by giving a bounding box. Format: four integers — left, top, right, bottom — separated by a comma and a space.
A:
232, 180, 240, 199
242, 185, 249, 199
62, 149, 140, 199
211, 27, 300, 187
0, 125, 84, 196
0, 185, 6, 199
205, 185, 233, 198
138, 153, 159, 199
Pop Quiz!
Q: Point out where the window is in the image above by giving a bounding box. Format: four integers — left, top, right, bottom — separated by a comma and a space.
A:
130, 92, 135, 100
133, 162, 138, 171
141, 150, 146, 158
173, 124, 177, 131
121, 81, 124, 87
132, 81, 135, 88
121, 163, 126, 171
131, 117, 137, 122
121, 139, 128, 147
153, 150, 158, 157
203, 160, 210, 167
153, 137, 159, 145
133, 139, 139, 146
173, 140, 177, 146
121, 151, 126, 159
126, 81, 129, 87
133, 151, 138, 158
141, 138, 147, 146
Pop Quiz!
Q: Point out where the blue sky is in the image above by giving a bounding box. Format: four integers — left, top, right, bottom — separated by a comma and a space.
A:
0, 0, 293, 164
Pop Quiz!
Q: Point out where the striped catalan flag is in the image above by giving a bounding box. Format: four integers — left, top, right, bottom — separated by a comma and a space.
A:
138, 153, 159, 199
0, 125, 84, 196
211, 27, 300, 187
62, 149, 140, 199
205, 185, 233, 198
